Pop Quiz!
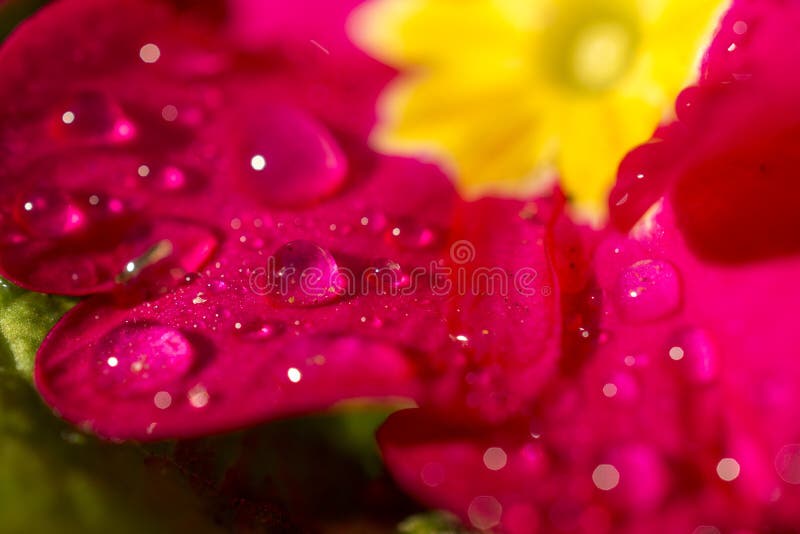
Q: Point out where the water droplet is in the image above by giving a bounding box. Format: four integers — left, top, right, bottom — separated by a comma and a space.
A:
468, 496, 503, 530
237, 105, 347, 207
358, 210, 388, 234
287, 367, 302, 383
161, 104, 179, 122
94, 324, 194, 394
670, 327, 719, 384
269, 240, 344, 306
364, 258, 410, 294
775, 444, 800, 484
592, 464, 620, 490
420, 462, 445, 487
235, 319, 283, 340
385, 218, 438, 249
153, 390, 172, 409
716, 457, 740, 481
14, 189, 87, 238
187, 384, 210, 408
139, 43, 161, 63
615, 259, 681, 322
137, 163, 201, 192
483, 447, 508, 471
52, 92, 135, 143
156, 165, 187, 190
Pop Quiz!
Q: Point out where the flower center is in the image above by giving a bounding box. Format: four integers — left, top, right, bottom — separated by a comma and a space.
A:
570, 20, 633, 89
546, 9, 640, 93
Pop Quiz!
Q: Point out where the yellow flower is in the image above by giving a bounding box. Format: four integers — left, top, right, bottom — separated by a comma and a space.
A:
350, 0, 727, 220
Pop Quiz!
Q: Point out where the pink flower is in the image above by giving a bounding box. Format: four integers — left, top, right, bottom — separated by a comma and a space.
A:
378, 1, 800, 531
6, 0, 799, 531
0, 0, 586, 442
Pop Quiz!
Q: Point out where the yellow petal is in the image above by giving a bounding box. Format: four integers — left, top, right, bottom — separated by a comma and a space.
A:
373, 71, 556, 198
557, 92, 662, 221
640, 0, 729, 94
352, 0, 730, 219
349, 0, 530, 67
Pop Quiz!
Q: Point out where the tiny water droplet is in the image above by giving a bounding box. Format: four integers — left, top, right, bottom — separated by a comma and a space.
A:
207, 279, 227, 292
365, 258, 410, 294
385, 218, 438, 249
235, 319, 283, 340
52, 92, 135, 143
238, 105, 347, 207
269, 240, 344, 306
94, 324, 195, 394
615, 259, 681, 322
14, 189, 86, 238
358, 210, 388, 235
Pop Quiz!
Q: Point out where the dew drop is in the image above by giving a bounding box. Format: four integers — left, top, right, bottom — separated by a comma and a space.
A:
153, 390, 172, 409
94, 324, 195, 394
139, 43, 161, 63
615, 259, 681, 322
716, 457, 740, 481
364, 258, 410, 294
420, 462, 445, 487
483, 447, 508, 471
237, 105, 347, 207
187, 384, 210, 408
14, 189, 87, 238
775, 444, 800, 484
468, 496, 503, 530
592, 464, 620, 490
287, 367, 302, 383
138, 163, 199, 192
386, 218, 438, 249
235, 319, 283, 340
670, 327, 719, 384
157, 165, 187, 190
269, 240, 344, 306
52, 92, 135, 143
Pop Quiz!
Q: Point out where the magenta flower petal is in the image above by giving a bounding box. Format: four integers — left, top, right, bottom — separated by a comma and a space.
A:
34, 188, 571, 439
378, 1, 800, 530
0, 0, 389, 295
0, 0, 569, 439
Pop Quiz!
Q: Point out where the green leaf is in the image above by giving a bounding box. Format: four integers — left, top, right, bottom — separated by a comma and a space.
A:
398, 511, 471, 534
0, 279, 75, 378
0, 279, 220, 533
0, 0, 50, 41
0, 369, 221, 534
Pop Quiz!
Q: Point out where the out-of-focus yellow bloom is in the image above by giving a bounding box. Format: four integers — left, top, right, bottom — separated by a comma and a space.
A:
350, 0, 727, 219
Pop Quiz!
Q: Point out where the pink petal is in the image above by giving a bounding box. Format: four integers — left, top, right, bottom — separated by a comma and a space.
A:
0, 0, 388, 295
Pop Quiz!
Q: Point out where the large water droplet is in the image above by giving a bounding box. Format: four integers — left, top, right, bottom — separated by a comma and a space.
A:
14, 189, 87, 238
614, 259, 681, 322
269, 240, 344, 306
94, 324, 195, 394
237, 105, 347, 207
52, 92, 135, 143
